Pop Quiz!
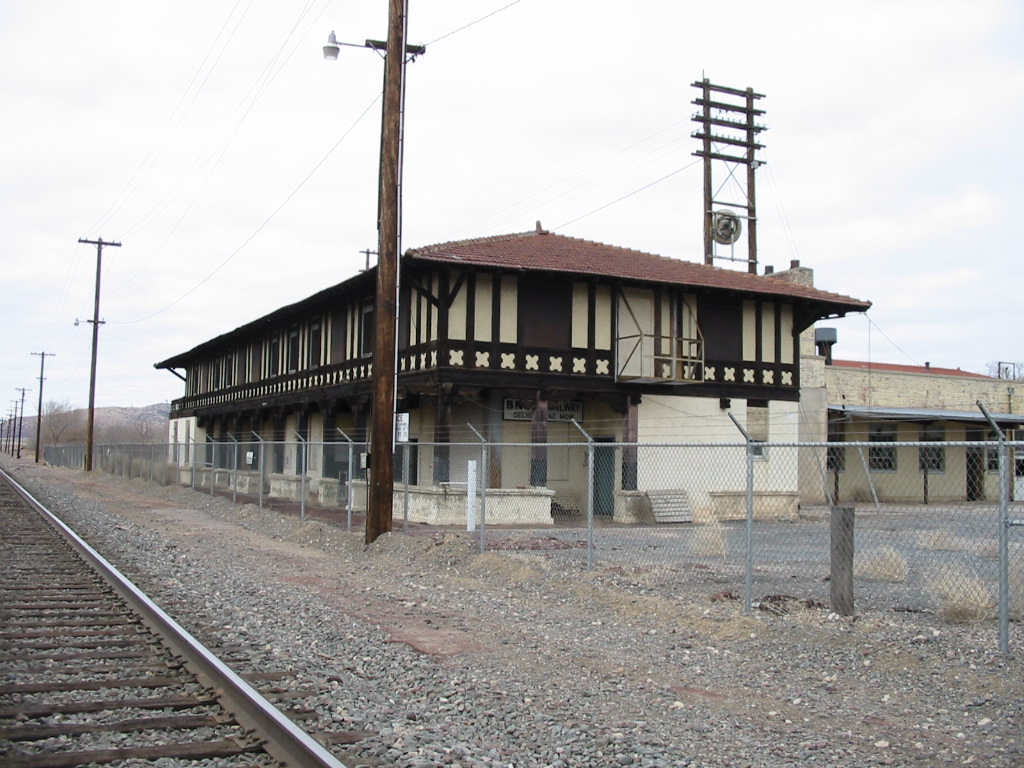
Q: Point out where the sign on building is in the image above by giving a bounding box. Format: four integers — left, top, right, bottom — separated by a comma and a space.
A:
502, 398, 583, 422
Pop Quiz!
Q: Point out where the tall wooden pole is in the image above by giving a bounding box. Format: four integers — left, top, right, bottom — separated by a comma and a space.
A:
14, 388, 28, 460
365, 0, 407, 544
32, 351, 54, 463
78, 237, 121, 471
745, 87, 758, 274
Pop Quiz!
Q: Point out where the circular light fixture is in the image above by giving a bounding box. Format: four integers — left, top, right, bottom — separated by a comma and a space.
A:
323, 31, 340, 60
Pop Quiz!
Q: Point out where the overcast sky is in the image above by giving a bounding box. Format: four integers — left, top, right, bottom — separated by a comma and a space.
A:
2, 1, 1022, 417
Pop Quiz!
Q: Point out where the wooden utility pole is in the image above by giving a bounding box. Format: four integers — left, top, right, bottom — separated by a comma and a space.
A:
78, 237, 121, 471
691, 80, 766, 274
31, 351, 54, 463
365, 0, 408, 544
14, 388, 29, 460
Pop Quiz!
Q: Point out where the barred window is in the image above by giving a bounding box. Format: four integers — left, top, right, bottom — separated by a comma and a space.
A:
868, 423, 897, 472
919, 423, 945, 473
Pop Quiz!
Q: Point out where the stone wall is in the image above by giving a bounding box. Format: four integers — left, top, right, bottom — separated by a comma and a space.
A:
825, 364, 1018, 413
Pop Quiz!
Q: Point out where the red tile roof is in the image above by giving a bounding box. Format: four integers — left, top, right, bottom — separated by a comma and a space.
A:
830, 359, 991, 378
407, 230, 871, 312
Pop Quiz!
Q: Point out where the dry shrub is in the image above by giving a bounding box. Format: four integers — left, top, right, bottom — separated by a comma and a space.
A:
856, 546, 908, 582
921, 529, 959, 552
693, 522, 728, 558
930, 565, 995, 623
1007, 565, 1024, 626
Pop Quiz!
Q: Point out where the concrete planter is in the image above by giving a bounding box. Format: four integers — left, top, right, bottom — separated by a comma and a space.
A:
613, 490, 655, 524
349, 481, 555, 526
703, 490, 800, 522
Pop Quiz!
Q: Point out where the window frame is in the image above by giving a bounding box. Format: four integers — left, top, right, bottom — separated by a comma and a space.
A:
868, 423, 897, 472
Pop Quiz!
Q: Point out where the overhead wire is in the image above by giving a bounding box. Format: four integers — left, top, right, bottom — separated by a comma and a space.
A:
110, 92, 382, 324
424, 0, 524, 47
109, 0, 331, 294
85, 0, 255, 239
760, 149, 802, 264
106, 0, 525, 318
34, 0, 255, 367
554, 160, 701, 230
476, 130, 698, 237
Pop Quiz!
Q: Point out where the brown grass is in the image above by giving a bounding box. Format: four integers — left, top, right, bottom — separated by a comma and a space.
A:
930, 565, 995, 623
693, 522, 728, 558
855, 546, 908, 582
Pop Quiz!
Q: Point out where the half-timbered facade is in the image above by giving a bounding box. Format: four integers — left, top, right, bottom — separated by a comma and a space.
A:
156, 228, 870, 521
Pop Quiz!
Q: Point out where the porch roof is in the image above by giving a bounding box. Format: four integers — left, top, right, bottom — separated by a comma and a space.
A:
829, 405, 1024, 428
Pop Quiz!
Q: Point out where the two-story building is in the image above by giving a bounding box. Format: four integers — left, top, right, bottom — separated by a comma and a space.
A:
155, 227, 870, 522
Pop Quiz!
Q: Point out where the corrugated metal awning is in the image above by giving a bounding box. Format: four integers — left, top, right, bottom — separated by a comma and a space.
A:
828, 405, 1024, 426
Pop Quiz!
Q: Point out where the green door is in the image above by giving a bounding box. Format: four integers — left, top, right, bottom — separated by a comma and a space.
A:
593, 438, 615, 516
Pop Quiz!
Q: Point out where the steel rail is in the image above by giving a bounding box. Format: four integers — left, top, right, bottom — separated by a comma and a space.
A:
0, 467, 348, 768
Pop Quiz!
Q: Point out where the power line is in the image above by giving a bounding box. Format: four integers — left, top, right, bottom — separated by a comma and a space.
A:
86, 0, 256, 238
555, 161, 700, 230
111, 93, 382, 325
109, 2, 332, 292
424, 0, 524, 46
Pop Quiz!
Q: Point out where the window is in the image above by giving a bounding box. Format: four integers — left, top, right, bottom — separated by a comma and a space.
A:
868, 423, 897, 472
361, 300, 375, 357
987, 429, 1010, 472
919, 423, 945, 473
268, 335, 281, 377
286, 324, 300, 373
827, 418, 846, 472
308, 319, 322, 368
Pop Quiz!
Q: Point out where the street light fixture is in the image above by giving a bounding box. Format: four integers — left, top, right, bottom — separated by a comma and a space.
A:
323, 30, 425, 60
323, 0, 422, 545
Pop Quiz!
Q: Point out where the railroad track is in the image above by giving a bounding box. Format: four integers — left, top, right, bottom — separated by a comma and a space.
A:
0, 467, 347, 768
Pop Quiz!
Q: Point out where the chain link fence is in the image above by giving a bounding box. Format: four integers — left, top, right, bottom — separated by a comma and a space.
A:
44, 437, 1023, 652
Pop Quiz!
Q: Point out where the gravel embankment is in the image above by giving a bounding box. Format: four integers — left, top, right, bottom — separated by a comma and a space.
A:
3, 455, 1021, 768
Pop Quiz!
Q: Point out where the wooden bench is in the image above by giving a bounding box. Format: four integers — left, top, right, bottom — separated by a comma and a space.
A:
645, 490, 693, 523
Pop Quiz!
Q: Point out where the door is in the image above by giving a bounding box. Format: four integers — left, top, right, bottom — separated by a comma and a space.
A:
966, 447, 984, 501
593, 437, 615, 516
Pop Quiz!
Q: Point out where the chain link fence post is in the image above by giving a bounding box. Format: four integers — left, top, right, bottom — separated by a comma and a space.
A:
468, 425, 489, 554
570, 420, 595, 570
338, 430, 355, 531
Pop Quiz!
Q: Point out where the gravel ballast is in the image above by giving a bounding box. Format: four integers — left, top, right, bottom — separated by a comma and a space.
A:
3, 455, 1021, 768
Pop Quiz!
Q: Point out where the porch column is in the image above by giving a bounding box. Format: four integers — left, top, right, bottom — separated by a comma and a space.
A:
530, 392, 549, 487
487, 390, 503, 488
622, 395, 639, 490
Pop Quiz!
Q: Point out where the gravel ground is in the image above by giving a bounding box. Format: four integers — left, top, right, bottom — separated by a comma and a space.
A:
3, 455, 1022, 768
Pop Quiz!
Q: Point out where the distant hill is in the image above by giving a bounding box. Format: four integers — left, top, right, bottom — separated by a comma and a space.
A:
91, 403, 171, 434
15, 403, 171, 446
